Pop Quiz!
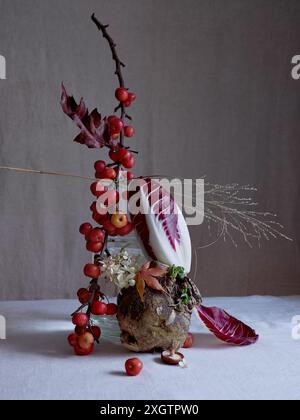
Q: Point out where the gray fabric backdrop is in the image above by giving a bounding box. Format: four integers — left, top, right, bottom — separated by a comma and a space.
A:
0, 0, 299, 300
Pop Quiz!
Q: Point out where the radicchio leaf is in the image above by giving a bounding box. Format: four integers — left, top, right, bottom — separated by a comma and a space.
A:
197, 305, 259, 346
61, 83, 112, 149
131, 178, 192, 273
144, 179, 180, 251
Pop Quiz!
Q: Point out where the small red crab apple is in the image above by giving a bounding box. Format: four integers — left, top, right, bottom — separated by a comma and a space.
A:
123, 92, 136, 108
86, 227, 105, 243
72, 312, 89, 327
123, 92, 136, 107
102, 219, 117, 236
115, 87, 129, 102
91, 301, 107, 316
106, 303, 118, 315
115, 149, 135, 169
90, 202, 97, 213
92, 211, 108, 225
78, 332, 94, 350
90, 181, 106, 197
86, 241, 103, 253
127, 92, 136, 102
92, 291, 102, 302
109, 149, 119, 163
126, 171, 135, 181
74, 343, 94, 356
124, 126, 135, 138
108, 116, 124, 135
94, 160, 106, 173
77, 288, 90, 304
183, 332, 193, 348
111, 133, 120, 140
100, 167, 117, 180
117, 222, 134, 237
92, 205, 108, 218
125, 358, 143, 376
117, 148, 130, 162
68, 333, 78, 347
75, 326, 87, 336
90, 326, 101, 340
83, 263, 101, 278
111, 213, 128, 229
122, 154, 135, 169
79, 222, 92, 236
107, 115, 119, 124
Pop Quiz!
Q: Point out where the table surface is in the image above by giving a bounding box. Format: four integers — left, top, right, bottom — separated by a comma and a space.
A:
0, 296, 299, 400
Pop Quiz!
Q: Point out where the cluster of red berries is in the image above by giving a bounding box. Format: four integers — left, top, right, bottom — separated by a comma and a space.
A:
94, 159, 117, 180
77, 285, 117, 316
69, 85, 136, 357
115, 87, 136, 108
107, 115, 135, 141
80, 223, 105, 253
102, 214, 134, 237
77, 285, 102, 304
94, 157, 135, 181
67, 284, 118, 356
88, 176, 134, 237
108, 147, 135, 169
68, 326, 97, 356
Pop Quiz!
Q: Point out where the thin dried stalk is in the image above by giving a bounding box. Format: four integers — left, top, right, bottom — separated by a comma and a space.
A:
202, 182, 292, 247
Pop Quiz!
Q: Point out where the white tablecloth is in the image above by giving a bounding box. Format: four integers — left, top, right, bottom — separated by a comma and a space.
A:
0, 296, 299, 400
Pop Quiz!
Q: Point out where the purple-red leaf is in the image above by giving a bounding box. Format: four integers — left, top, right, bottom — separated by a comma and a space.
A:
61, 84, 112, 149
197, 305, 259, 346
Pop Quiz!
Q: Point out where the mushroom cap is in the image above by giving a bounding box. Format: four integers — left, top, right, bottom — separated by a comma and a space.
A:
161, 350, 185, 365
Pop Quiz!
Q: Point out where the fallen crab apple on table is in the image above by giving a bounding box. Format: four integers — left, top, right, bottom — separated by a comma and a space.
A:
61, 15, 259, 373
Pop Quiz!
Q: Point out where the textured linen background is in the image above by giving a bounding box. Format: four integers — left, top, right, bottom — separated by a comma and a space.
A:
0, 0, 299, 300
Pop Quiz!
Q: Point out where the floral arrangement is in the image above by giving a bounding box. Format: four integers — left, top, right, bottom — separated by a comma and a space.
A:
0, 13, 291, 376
61, 15, 264, 367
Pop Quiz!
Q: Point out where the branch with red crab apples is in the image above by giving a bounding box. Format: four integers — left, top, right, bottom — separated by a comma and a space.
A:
66, 15, 137, 356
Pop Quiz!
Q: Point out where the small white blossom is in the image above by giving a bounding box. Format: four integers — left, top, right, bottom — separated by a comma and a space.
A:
101, 249, 141, 290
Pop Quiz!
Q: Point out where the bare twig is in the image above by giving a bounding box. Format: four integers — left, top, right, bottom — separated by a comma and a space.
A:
91, 13, 127, 146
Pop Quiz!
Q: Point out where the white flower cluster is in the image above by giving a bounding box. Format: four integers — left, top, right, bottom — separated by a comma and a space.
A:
101, 249, 141, 290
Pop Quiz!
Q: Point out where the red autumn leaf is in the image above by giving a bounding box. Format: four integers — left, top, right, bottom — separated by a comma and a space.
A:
135, 272, 145, 302
197, 305, 259, 346
61, 83, 112, 149
144, 274, 165, 292
135, 262, 167, 300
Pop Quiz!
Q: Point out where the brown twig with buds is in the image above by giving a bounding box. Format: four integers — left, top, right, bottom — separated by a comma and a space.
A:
91, 14, 133, 146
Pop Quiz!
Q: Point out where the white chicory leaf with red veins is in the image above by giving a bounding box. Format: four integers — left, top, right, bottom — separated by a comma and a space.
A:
132, 179, 192, 273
